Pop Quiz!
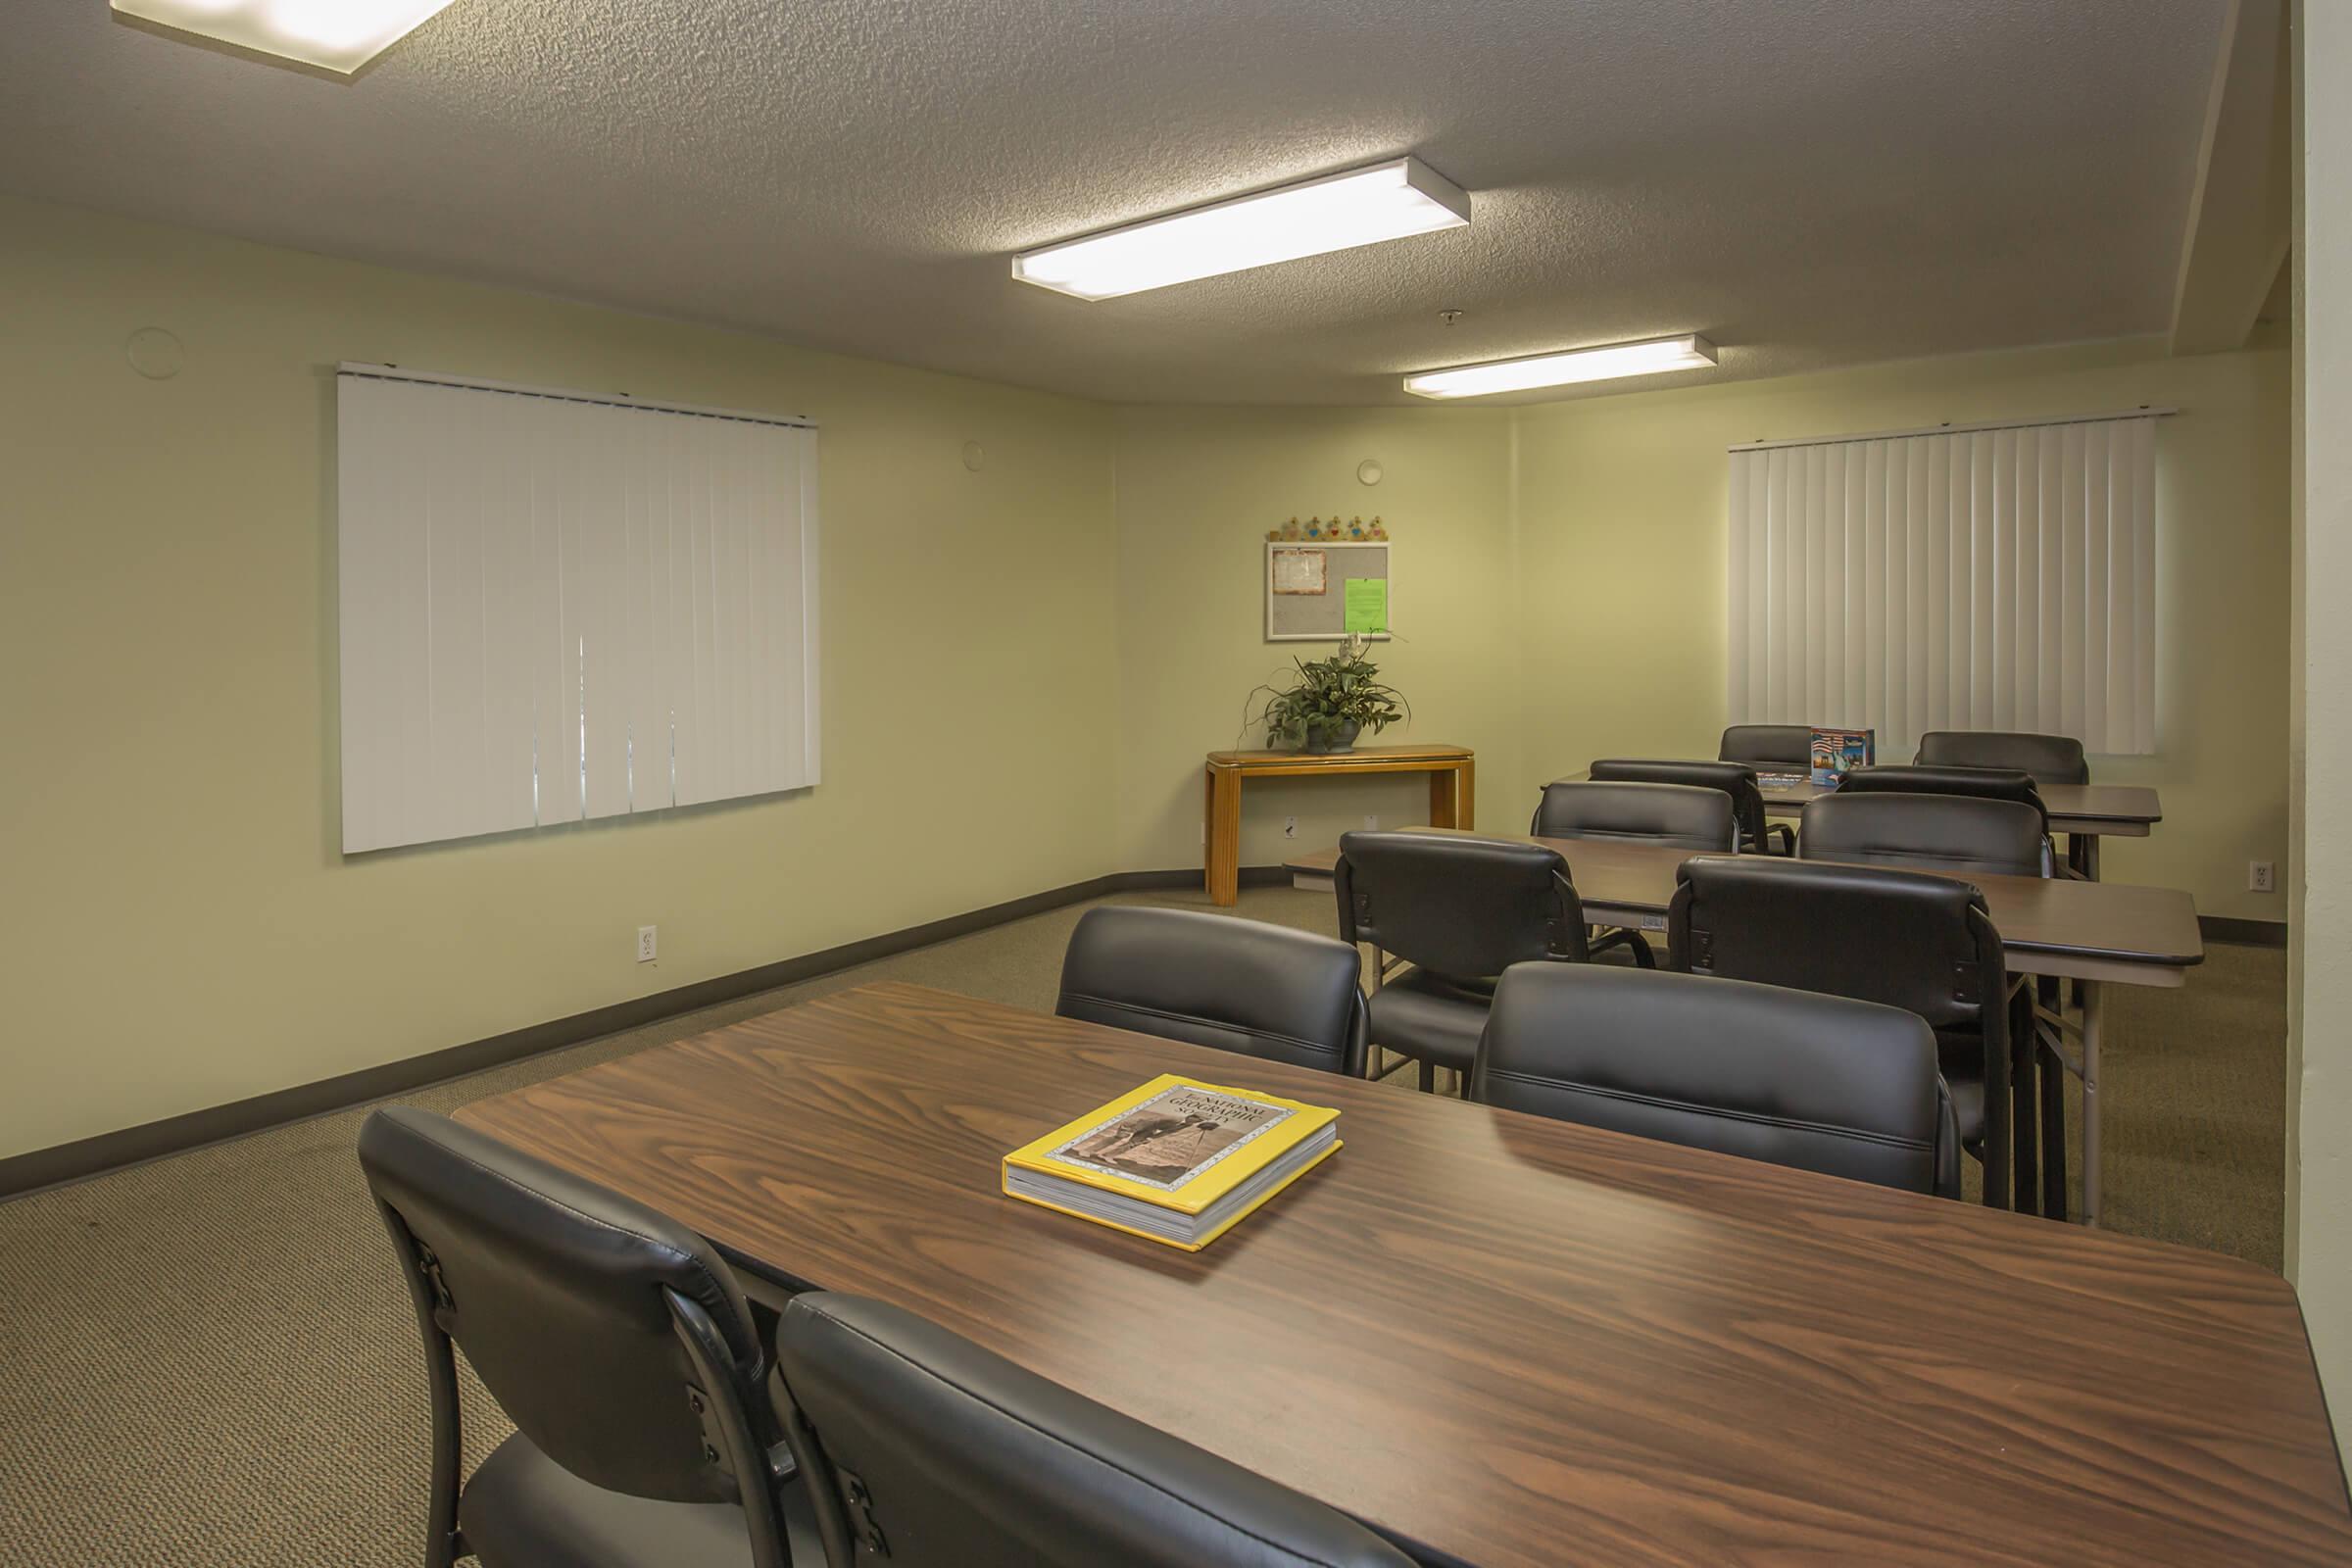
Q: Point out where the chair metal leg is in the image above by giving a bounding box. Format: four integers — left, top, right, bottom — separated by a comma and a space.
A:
1981, 1043, 2012, 1211
1417, 1060, 1435, 1094
2039, 1035, 2071, 1222
2009, 1029, 2040, 1219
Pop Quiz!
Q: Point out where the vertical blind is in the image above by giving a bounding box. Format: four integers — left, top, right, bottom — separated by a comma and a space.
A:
337, 367, 820, 855
1725, 412, 2161, 757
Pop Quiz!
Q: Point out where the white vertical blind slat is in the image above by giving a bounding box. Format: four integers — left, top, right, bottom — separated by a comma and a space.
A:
1726, 453, 1751, 720
2130, 416, 2158, 752
1725, 413, 2158, 757
1970, 431, 1997, 727
2082, 422, 2113, 754
1860, 441, 1885, 730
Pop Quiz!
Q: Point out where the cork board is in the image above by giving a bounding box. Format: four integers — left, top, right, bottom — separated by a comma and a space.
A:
1265, 541, 1392, 642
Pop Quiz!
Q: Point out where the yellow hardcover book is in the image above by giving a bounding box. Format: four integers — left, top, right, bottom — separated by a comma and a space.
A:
1001, 1073, 1342, 1251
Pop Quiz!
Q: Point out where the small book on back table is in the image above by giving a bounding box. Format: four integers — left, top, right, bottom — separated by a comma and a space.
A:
1001, 1074, 1341, 1251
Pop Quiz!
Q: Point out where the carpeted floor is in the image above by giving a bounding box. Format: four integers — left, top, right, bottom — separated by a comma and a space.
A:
0, 886, 2287, 1567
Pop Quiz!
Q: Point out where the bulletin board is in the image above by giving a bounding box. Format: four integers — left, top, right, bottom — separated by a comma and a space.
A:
1265, 541, 1393, 642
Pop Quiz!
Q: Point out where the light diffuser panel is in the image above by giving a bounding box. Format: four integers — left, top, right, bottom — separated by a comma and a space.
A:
1013, 158, 1471, 301
1403, 335, 1719, 399
112, 0, 459, 74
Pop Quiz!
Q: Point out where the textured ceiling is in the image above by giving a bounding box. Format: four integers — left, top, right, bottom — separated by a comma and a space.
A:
0, 0, 2227, 406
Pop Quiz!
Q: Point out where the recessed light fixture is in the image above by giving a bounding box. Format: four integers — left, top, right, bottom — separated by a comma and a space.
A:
112, 0, 459, 74
1012, 157, 1471, 301
1403, 334, 1719, 399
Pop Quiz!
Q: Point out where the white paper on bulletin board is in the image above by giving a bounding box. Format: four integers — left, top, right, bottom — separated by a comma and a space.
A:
1266, 540, 1392, 641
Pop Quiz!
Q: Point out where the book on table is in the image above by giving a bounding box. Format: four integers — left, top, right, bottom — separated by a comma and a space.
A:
1808, 726, 1877, 786
1002, 1074, 1341, 1251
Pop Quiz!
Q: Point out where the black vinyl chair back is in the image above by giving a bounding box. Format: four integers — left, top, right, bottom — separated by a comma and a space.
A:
1834, 763, 2049, 832
1589, 758, 1776, 853
1473, 964, 1961, 1198
1055, 906, 1368, 1076
358, 1106, 793, 1568
1334, 830, 1588, 972
1717, 724, 1814, 768
1530, 779, 1738, 852
1666, 856, 2010, 1205
772, 1293, 1416, 1568
1916, 729, 2089, 786
1800, 791, 2048, 878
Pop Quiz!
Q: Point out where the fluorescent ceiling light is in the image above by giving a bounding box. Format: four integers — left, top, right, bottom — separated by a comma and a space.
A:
1403, 334, 1720, 399
1013, 158, 1470, 301
112, 0, 459, 74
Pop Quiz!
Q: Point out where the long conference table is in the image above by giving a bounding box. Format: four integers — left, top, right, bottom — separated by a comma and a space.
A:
456, 981, 2351, 1568
1285, 829, 2201, 1227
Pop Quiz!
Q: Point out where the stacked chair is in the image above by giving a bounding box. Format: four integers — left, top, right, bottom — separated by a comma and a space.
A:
1529, 779, 1737, 966
1666, 856, 2015, 1207
1055, 906, 1368, 1077
1334, 830, 1588, 1093
1588, 758, 1792, 854
1472, 963, 1961, 1198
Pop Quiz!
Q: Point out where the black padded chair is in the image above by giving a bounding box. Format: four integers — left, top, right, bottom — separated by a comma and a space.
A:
1798, 791, 2047, 878
1801, 790, 2063, 1216
1916, 728, 2095, 883
771, 1293, 1414, 1568
1530, 780, 1738, 852
1334, 830, 1586, 1093
1916, 729, 2090, 787
1829, 764, 2055, 872
1055, 906, 1368, 1077
1588, 758, 1793, 854
1530, 780, 1737, 966
357, 1106, 808, 1568
1718, 724, 1814, 772
1472, 964, 1961, 1198
1666, 857, 2013, 1208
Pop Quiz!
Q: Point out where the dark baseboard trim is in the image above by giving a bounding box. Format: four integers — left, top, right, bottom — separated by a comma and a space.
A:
2201, 915, 2287, 949
0, 863, 1293, 1200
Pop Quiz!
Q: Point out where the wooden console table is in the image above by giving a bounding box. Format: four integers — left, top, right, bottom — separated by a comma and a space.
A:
1202, 743, 1473, 906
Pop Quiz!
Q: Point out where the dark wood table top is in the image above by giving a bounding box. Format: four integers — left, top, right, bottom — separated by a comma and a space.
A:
456, 982, 2345, 1568
1286, 830, 2204, 971
1209, 742, 1472, 769
1755, 777, 2164, 826
1574, 770, 2162, 828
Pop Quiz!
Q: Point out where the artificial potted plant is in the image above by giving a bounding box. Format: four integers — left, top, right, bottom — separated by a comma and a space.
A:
1250, 635, 1407, 754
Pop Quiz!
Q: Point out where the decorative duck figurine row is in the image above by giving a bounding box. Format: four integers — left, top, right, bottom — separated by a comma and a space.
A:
1266, 514, 1389, 542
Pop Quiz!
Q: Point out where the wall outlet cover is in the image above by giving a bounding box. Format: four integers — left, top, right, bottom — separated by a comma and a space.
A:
2250, 861, 2276, 893
1283, 816, 1298, 839
637, 925, 659, 962
1363, 814, 1379, 829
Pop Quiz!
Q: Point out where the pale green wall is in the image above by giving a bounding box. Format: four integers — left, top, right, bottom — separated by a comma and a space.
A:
1110, 406, 1521, 870
1107, 340, 2290, 923
1510, 337, 2292, 920
0, 196, 1117, 1161
0, 193, 2296, 1167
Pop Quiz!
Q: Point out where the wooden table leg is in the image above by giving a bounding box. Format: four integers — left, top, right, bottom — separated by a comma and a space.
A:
1429, 760, 1475, 830
1457, 758, 1475, 830
1428, 766, 1454, 828
1204, 763, 1243, 906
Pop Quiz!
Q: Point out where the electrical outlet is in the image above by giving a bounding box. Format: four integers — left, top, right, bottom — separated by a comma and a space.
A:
1283, 815, 1298, 839
637, 925, 659, 962
1363, 814, 1380, 829
2249, 860, 2276, 894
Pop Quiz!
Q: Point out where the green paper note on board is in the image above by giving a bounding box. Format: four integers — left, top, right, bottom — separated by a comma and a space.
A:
1345, 577, 1388, 632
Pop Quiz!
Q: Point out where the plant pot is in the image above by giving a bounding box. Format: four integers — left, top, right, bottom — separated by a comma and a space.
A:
1300, 720, 1361, 755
